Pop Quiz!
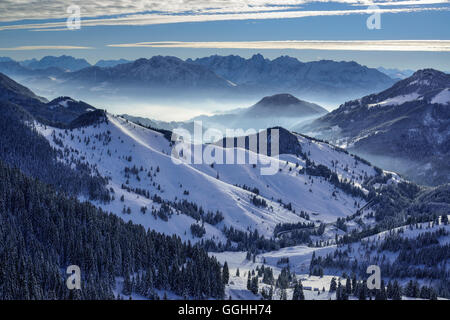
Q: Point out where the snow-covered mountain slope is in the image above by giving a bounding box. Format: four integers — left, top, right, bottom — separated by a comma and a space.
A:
212, 216, 450, 300
299, 69, 450, 186
34, 114, 386, 243
260, 218, 449, 273
211, 250, 340, 300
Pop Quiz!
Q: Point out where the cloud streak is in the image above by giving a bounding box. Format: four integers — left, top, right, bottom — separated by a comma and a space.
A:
0, 5, 447, 31
1, 1, 448, 22
107, 40, 450, 51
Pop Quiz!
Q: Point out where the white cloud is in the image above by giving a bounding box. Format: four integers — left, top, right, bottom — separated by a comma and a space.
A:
0, 5, 447, 31
0, 0, 448, 29
107, 40, 450, 51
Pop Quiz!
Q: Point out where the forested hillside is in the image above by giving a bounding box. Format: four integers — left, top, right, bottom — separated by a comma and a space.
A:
0, 100, 110, 201
0, 160, 225, 299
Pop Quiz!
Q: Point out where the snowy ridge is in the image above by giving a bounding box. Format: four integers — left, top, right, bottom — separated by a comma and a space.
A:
34, 114, 383, 243
431, 88, 450, 105
367, 92, 421, 108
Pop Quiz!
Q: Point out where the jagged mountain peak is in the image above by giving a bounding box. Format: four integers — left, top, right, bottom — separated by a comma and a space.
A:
404, 68, 450, 89
25, 55, 91, 72
411, 68, 447, 78
395, 68, 448, 89
249, 53, 266, 62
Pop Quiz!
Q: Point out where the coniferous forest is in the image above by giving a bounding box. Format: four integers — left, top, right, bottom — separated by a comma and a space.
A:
0, 160, 225, 299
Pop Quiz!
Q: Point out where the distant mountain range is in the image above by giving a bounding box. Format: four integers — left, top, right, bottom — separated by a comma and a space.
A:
21, 55, 91, 72
0, 60, 60, 78
63, 56, 234, 90
377, 67, 415, 80
189, 54, 396, 103
300, 69, 450, 186
0, 54, 396, 106
0, 56, 131, 73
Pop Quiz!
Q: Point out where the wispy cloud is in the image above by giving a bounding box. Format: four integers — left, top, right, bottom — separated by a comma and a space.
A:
0, 45, 93, 50
107, 40, 450, 51
0, 5, 447, 31
352, 0, 450, 6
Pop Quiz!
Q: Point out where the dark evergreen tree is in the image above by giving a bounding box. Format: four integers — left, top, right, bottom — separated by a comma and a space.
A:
292, 280, 305, 300
329, 277, 337, 292
392, 281, 402, 300
222, 262, 229, 285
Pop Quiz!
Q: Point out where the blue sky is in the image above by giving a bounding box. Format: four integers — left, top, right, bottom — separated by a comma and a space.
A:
0, 0, 449, 70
